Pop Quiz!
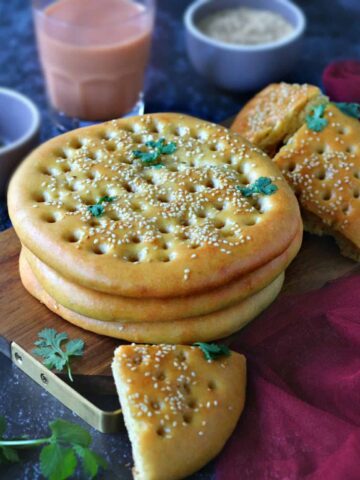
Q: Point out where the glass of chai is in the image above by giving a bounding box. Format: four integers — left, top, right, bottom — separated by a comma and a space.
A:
33, 0, 155, 132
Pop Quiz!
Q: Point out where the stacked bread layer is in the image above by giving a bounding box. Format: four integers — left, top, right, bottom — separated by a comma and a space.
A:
9, 114, 302, 343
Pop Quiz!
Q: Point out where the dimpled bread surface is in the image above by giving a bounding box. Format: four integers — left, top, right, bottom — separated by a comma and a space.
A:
112, 344, 246, 480
274, 104, 360, 260
8, 113, 300, 298
231, 83, 322, 157
20, 253, 284, 344
22, 225, 301, 323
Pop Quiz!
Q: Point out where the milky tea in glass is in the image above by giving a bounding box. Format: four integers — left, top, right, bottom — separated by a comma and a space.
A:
33, 0, 155, 130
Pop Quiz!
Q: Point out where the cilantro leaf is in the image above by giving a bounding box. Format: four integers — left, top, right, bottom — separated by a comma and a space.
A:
32, 346, 55, 358
145, 139, 161, 148
33, 329, 85, 382
50, 420, 91, 448
2, 446, 20, 463
237, 177, 278, 197
74, 445, 108, 479
98, 195, 116, 204
132, 149, 144, 157
194, 342, 231, 361
42, 353, 67, 372
0, 417, 107, 479
133, 150, 160, 163
145, 138, 177, 155
65, 339, 85, 358
306, 104, 328, 132
0, 417, 19, 465
47, 421, 106, 479
40, 443, 77, 480
88, 195, 116, 217
35, 329, 68, 349
132, 137, 177, 166
88, 204, 104, 217
334, 102, 360, 119
160, 142, 177, 155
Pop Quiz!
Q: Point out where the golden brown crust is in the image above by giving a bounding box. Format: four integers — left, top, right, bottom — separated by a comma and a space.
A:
22, 225, 301, 322
20, 254, 284, 343
231, 83, 322, 156
9, 113, 300, 297
302, 210, 360, 262
112, 344, 246, 480
274, 104, 360, 260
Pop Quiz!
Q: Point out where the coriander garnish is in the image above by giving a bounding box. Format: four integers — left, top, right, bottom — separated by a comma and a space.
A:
88, 195, 116, 218
237, 176, 278, 197
33, 328, 85, 382
306, 104, 328, 132
334, 102, 360, 120
0, 417, 107, 479
194, 342, 231, 361
133, 138, 177, 166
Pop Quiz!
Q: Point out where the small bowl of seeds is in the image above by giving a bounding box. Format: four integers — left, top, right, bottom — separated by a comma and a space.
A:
184, 0, 306, 91
0, 88, 40, 197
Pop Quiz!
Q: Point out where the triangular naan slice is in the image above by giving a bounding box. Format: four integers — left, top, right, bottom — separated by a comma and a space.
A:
274, 103, 360, 261
112, 344, 246, 480
231, 82, 323, 157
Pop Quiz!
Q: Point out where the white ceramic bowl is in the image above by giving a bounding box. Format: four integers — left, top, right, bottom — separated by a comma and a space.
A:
0, 88, 40, 197
184, 0, 306, 91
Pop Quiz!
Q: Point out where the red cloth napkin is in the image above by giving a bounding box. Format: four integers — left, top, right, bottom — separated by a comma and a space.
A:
322, 60, 360, 102
216, 274, 360, 480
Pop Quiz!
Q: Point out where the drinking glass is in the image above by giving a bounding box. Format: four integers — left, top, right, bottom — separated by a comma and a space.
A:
32, 0, 155, 132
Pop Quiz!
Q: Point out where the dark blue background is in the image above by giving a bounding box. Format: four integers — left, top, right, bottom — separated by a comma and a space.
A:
0, 0, 359, 478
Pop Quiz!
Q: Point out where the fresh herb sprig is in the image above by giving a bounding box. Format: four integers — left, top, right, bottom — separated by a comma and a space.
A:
88, 195, 116, 218
306, 104, 329, 132
0, 417, 107, 480
33, 329, 84, 382
146, 138, 177, 155
0, 417, 20, 465
194, 342, 231, 361
133, 138, 177, 166
334, 102, 360, 120
237, 177, 278, 197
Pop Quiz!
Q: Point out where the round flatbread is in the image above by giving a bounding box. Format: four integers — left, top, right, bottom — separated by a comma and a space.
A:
20, 254, 284, 344
9, 113, 300, 297
22, 225, 301, 322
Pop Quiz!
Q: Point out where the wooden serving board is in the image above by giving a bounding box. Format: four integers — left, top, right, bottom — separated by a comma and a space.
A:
1, 226, 359, 394
0, 228, 122, 394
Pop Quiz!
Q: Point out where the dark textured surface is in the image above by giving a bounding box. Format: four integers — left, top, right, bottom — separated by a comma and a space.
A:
0, 0, 359, 478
